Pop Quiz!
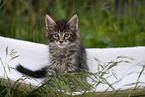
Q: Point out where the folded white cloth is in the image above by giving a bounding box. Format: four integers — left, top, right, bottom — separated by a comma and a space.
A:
0, 36, 145, 91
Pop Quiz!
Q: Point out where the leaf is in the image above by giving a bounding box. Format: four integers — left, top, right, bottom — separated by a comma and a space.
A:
134, 66, 145, 90
6, 46, 8, 55
10, 49, 17, 56
94, 58, 101, 62
116, 56, 135, 61
106, 61, 121, 71
99, 75, 115, 91
123, 82, 145, 87
111, 70, 118, 80
8, 65, 15, 69
137, 66, 145, 81
10, 55, 19, 61
0, 57, 4, 65
124, 61, 130, 63
7, 64, 11, 74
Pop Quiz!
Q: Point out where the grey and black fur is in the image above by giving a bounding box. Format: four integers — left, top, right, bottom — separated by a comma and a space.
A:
16, 14, 88, 79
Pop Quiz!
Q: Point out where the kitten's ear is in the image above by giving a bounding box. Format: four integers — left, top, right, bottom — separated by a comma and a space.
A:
67, 14, 78, 31
45, 14, 56, 31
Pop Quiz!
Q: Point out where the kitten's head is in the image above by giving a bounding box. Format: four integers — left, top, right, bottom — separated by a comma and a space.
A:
45, 14, 80, 48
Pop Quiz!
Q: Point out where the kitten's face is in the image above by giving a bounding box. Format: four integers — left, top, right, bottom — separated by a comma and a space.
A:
53, 30, 71, 48
45, 14, 79, 48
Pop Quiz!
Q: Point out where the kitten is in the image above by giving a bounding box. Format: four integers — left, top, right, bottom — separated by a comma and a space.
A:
16, 14, 88, 80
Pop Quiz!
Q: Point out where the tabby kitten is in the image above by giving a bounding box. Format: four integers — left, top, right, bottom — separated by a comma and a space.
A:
16, 14, 88, 80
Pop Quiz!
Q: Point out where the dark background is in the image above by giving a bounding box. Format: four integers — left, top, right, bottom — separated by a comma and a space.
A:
0, 0, 145, 48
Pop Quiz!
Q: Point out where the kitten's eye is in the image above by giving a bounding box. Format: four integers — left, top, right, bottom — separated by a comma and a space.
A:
54, 33, 59, 37
64, 33, 69, 37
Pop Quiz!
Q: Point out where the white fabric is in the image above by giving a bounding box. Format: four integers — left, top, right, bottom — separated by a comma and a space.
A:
0, 36, 145, 92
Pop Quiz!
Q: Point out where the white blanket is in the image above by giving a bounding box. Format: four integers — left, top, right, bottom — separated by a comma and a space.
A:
0, 36, 145, 92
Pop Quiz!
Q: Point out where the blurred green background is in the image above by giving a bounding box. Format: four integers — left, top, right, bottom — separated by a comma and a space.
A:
0, 0, 145, 48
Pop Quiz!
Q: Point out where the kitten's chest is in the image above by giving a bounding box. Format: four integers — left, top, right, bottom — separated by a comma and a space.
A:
49, 49, 78, 74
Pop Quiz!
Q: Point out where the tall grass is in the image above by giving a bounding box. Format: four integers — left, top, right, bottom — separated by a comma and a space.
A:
0, 0, 145, 48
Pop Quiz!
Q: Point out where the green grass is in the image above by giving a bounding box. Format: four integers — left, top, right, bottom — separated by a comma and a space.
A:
1, 57, 145, 97
1, 47, 145, 96
0, 0, 145, 48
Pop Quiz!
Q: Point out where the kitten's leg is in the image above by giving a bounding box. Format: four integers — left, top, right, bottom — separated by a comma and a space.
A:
42, 68, 56, 86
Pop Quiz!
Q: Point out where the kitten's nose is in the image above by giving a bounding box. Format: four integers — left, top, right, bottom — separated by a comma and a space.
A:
59, 41, 63, 44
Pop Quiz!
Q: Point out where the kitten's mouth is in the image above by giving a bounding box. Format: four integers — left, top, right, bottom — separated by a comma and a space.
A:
58, 44, 66, 48
59, 44, 65, 46
55, 41, 68, 48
